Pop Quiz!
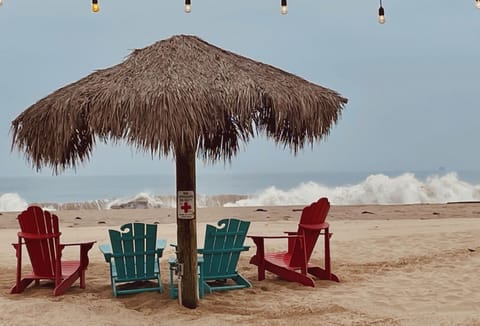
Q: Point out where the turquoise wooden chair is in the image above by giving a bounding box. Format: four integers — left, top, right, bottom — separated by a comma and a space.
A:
169, 218, 251, 298
99, 223, 166, 297
201, 218, 251, 293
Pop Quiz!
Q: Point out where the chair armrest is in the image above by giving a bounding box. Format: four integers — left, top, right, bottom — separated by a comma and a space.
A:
284, 231, 299, 235
156, 239, 167, 249
61, 241, 95, 267
248, 235, 303, 240
61, 241, 96, 256
99, 243, 113, 262
156, 239, 167, 256
170, 243, 179, 256
12, 241, 25, 248
62, 241, 96, 247
248, 234, 304, 257
299, 222, 329, 230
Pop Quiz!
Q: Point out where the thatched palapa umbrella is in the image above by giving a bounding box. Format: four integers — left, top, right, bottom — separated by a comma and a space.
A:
11, 34, 348, 308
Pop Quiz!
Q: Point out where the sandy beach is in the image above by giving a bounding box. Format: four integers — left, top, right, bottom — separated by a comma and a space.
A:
1, 203, 480, 325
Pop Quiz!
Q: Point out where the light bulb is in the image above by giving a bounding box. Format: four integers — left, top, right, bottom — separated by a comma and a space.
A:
476, 0, 480, 9
185, 0, 191, 13
0, 0, 3, 6
281, 0, 287, 15
378, 6, 385, 24
92, 0, 99, 13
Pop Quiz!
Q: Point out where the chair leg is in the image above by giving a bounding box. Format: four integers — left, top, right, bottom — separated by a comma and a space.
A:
324, 228, 331, 278
157, 274, 163, 294
260, 261, 316, 287
169, 268, 176, 299
232, 274, 252, 289
112, 279, 118, 297
198, 261, 204, 299
12, 242, 25, 293
53, 272, 80, 296
308, 267, 340, 282
11, 278, 34, 294
249, 255, 267, 281
307, 228, 339, 282
80, 270, 86, 289
249, 237, 266, 281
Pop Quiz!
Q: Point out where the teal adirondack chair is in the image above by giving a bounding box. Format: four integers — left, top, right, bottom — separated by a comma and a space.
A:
169, 218, 251, 298
201, 218, 251, 293
99, 223, 166, 297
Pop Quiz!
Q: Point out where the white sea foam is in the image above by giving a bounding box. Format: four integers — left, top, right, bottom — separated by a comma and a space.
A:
104, 193, 247, 209
0, 193, 28, 212
105, 192, 171, 209
225, 172, 480, 206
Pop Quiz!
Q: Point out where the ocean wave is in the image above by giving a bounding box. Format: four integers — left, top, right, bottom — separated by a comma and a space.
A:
0, 192, 249, 212
0, 193, 28, 212
1, 172, 479, 211
226, 172, 480, 206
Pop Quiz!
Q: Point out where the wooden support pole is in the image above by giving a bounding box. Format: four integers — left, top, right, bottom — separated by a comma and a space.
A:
175, 147, 198, 309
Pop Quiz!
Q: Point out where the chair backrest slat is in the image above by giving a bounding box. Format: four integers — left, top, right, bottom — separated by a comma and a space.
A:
133, 223, 146, 278
145, 224, 157, 276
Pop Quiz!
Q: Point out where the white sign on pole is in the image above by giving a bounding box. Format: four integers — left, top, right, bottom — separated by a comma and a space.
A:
177, 190, 195, 219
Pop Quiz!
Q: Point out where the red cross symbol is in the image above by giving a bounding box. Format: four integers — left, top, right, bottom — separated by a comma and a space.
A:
181, 202, 192, 213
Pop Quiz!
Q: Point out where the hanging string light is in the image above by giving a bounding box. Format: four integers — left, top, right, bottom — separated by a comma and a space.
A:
185, 0, 191, 13
281, 0, 288, 15
476, 0, 480, 9
378, 0, 385, 24
92, 0, 99, 13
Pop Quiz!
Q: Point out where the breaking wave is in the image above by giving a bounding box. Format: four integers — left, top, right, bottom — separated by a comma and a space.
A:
0, 193, 28, 212
1, 172, 479, 212
224, 172, 480, 206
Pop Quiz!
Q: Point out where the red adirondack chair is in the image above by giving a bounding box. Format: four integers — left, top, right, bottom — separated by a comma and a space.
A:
248, 197, 339, 286
11, 206, 95, 296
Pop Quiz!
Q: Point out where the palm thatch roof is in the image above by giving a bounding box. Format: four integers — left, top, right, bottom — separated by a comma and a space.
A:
11, 34, 348, 173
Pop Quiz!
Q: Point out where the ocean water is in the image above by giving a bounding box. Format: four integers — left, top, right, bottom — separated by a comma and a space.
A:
1, 170, 480, 212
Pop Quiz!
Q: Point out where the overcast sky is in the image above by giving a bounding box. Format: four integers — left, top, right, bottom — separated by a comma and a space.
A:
1, 1, 479, 177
